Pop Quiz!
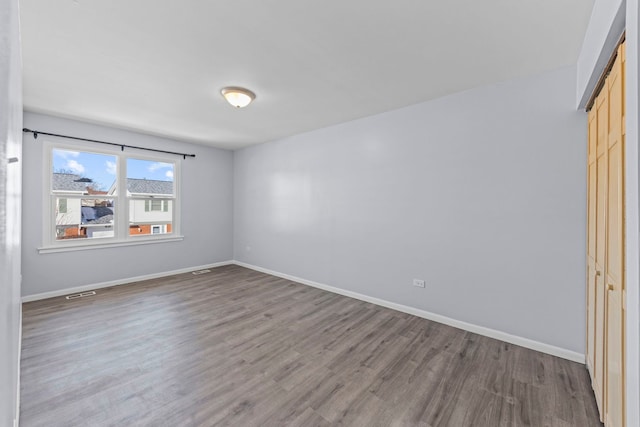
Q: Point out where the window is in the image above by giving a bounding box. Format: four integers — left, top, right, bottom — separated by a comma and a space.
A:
44, 143, 180, 251
151, 225, 167, 234
144, 199, 169, 212
127, 158, 174, 237
51, 149, 117, 241
58, 198, 67, 214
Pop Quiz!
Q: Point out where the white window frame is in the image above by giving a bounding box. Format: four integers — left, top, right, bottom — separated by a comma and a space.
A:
40, 140, 183, 253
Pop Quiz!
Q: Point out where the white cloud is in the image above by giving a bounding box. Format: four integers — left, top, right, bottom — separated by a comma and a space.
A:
148, 162, 172, 172
54, 150, 80, 159
165, 170, 174, 179
67, 159, 85, 174
106, 160, 117, 175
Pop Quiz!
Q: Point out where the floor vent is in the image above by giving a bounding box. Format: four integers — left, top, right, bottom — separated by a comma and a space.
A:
65, 291, 97, 300
192, 269, 211, 275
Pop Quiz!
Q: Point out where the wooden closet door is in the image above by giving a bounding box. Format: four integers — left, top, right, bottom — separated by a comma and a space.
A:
605, 42, 625, 427
592, 83, 609, 417
587, 108, 597, 377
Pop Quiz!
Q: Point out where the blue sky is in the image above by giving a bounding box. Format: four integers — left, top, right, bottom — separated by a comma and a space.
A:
53, 149, 174, 191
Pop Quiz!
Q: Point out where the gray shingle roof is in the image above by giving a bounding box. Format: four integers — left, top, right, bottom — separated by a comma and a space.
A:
52, 173, 89, 192
53, 173, 173, 195
81, 206, 114, 224
86, 214, 114, 225
127, 178, 173, 195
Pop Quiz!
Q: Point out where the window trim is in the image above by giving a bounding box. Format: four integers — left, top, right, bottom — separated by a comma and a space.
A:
41, 140, 182, 252
38, 235, 184, 254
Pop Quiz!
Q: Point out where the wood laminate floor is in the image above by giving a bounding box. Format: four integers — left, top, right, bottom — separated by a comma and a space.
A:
20, 265, 602, 427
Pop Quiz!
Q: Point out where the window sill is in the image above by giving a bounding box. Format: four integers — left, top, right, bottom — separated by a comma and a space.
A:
38, 235, 184, 254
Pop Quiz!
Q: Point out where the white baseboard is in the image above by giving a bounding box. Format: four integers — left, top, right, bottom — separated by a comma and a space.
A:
21, 261, 234, 303
20, 259, 585, 364
233, 260, 585, 364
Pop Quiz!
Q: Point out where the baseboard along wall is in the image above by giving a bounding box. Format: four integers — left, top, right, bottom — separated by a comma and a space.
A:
20, 261, 234, 303
233, 261, 585, 364
21, 260, 585, 364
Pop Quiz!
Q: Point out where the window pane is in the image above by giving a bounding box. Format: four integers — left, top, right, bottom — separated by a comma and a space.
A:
58, 198, 67, 213
55, 198, 115, 240
52, 149, 117, 194
126, 158, 174, 196
129, 199, 172, 236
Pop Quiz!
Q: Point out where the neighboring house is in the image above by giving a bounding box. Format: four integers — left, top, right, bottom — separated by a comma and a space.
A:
54, 173, 173, 239
53, 173, 114, 239
124, 178, 174, 236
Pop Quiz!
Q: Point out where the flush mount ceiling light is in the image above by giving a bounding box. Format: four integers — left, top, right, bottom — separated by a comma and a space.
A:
220, 86, 256, 108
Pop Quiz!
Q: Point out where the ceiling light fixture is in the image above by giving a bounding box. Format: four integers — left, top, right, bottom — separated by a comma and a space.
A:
220, 86, 256, 108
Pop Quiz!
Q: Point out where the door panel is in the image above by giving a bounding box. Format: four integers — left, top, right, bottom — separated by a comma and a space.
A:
605, 43, 625, 427
593, 89, 608, 416
606, 141, 624, 427
586, 108, 597, 375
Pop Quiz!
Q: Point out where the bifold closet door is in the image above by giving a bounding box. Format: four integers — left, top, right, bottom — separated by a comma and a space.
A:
605, 42, 625, 427
586, 104, 597, 382
586, 40, 626, 427
589, 77, 609, 417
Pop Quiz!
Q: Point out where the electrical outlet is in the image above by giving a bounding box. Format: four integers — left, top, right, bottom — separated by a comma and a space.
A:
413, 279, 425, 288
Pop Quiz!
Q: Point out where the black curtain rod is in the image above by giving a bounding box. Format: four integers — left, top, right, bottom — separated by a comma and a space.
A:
22, 128, 196, 159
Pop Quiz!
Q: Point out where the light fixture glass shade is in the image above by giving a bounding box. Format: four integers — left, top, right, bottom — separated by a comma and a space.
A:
221, 87, 255, 108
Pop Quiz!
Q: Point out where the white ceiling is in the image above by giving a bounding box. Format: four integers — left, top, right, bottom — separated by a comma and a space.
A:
20, 1, 595, 150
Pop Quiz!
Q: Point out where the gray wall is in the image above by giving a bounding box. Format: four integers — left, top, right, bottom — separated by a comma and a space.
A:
0, 0, 22, 424
22, 112, 234, 297
575, 0, 624, 108
234, 66, 587, 354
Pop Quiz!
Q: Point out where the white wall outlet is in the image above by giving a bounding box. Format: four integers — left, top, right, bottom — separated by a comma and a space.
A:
413, 279, 425, 288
